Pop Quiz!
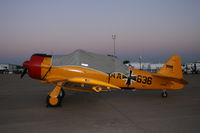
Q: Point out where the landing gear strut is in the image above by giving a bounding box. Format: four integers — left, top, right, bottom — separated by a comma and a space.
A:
161, 91, 168, 98
46, 83, 65, 107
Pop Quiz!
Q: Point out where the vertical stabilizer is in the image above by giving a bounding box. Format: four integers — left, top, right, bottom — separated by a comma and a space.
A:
157, 54, 183, 79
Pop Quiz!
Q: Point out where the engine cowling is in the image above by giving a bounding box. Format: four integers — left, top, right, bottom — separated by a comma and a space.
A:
22, 54, 51, 80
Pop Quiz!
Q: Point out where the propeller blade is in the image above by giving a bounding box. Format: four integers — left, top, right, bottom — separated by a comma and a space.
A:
21, 67, 28, 79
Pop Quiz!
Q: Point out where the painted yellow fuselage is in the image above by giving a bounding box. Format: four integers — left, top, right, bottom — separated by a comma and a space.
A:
41, 57, 184, 92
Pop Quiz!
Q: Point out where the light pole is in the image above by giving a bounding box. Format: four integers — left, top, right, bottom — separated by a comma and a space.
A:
112, 34, 116, 56
139, 56, 142, 70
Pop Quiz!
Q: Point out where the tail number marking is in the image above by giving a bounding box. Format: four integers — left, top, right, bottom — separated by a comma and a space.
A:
137, 75, 152, 85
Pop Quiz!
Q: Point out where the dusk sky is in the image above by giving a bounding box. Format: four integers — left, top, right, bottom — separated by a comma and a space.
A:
0, 0, 200, 65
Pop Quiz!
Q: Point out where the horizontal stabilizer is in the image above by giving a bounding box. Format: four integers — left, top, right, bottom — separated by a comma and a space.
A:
152, 73, 188, 85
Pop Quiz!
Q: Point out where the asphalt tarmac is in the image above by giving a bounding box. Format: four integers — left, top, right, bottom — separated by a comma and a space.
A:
0, 74, 200, 133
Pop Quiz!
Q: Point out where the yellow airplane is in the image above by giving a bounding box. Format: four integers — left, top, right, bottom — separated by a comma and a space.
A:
21, 50, 188, 107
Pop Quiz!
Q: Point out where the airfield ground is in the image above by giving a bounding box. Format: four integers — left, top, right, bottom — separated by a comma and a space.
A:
0, 74, 200, 133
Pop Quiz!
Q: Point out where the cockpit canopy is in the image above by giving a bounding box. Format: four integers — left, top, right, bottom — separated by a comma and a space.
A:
51, 49, 129, 74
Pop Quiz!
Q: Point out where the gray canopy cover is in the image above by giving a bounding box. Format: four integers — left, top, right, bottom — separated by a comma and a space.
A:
52, 49, 129, 74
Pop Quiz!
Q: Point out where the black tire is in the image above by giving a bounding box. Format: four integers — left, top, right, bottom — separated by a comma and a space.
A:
59, 88, 65, 98
161, 91, 168, 98
46, 95, 62, 107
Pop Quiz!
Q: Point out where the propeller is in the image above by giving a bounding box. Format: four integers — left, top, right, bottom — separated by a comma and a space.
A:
21, 67, 28, 78
21, 61, 29, 79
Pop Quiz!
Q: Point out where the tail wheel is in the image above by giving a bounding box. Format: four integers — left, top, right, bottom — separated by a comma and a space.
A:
59, 88, 65, 98
161, 91, 168, 98
46, 95, 62, 107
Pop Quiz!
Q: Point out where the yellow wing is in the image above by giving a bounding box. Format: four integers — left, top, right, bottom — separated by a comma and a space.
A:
41, 77, 121, 92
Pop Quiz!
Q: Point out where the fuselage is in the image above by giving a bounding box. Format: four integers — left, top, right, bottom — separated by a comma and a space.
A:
40, 56, 183, 91
23, 54, 184, 91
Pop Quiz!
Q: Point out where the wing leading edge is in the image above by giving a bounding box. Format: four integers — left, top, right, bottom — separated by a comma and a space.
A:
42, 77, 121, 92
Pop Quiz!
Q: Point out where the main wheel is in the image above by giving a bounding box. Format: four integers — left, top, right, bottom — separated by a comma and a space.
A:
46, 95, 62, 107
161, 91, 168, 98
59, 88, 65, 98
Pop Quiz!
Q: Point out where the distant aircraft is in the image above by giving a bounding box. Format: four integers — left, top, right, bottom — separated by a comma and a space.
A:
21, 50, 188, 107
